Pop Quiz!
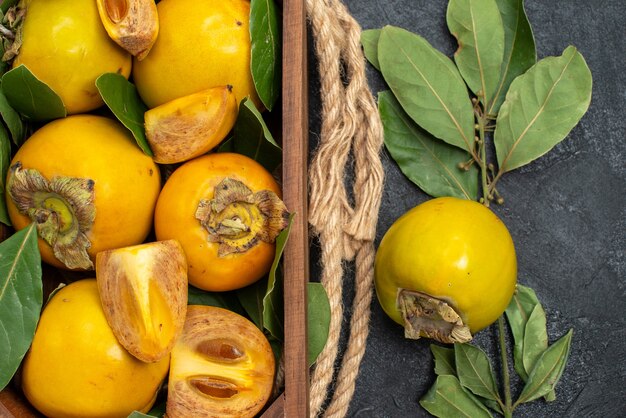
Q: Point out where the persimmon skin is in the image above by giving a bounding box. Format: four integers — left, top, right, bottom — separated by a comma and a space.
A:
154, 153, 282, 291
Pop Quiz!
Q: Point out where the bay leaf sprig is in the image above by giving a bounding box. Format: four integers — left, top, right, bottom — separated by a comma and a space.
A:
419, 284, 573, 418
0, 223, 42, 391
362, 0, 592, 206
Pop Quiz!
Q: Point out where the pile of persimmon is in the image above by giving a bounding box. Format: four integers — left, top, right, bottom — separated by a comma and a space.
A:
4, 0, 283, 417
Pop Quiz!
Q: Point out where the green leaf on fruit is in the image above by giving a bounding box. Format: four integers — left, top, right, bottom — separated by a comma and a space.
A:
187, 285, 246, 317
96, 73, 153, 157
378, 90, 478, 200
222, 98, 282, 173
237, 278, 267, 329
447, 0, 504, 106
250, 0, 281, 111
1, 64, 66, 121
377, 25, 475, 153
262, 213, 294, 341
0, 80, 24, 145
0, 123, 11, 226
494, 46, 592, 173
0, 223, 42, 390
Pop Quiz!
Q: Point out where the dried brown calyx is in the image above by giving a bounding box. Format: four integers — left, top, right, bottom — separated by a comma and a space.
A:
0, 2, 27, 62
398, 289, 472, 343
195, 178, 289, 257
144, 86, 238, 164
96, 240, 188, 363
96, 0, 158, 60
166, 305, 275, 418
8, 162, 95, 270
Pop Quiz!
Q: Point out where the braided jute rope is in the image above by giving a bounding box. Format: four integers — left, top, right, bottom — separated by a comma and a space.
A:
306, 0, 385, 416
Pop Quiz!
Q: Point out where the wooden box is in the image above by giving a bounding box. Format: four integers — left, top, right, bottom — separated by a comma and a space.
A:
0, 0, 309, 416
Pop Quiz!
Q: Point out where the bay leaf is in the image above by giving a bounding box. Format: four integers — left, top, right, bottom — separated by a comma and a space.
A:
236, 277, 266, 329
420, 375, 493, 418
0, 122, 11, 226
454, 343, 501, 402
431, 344, 456, 376
0, 223, 42, 390
0, 80, 24, 145
127, 412, 157, 418
488, 0, 536, 115
1, 64, 66, 121
361, 28, 381, 71
378, 25, 476, 153
0, 0, 18, 13
230, 98, 282, 173
262, 213, 294, 341
307, 282, 330, 366
447, 0, 505, 106
522, 304, 548, 377
250, 0, 281, 111
515, 329, 573, 405
505, 284, 539, 380
494, 46, 592, 173
187, 285, 246, 317
379, 90, 478, 200
95, 73, 153, 156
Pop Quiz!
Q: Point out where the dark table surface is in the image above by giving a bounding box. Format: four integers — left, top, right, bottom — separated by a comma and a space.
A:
307, 1, 626, 417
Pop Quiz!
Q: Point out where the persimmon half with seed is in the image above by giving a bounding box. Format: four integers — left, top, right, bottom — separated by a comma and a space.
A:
96, 240, 188, 362
166, 305, 275, 418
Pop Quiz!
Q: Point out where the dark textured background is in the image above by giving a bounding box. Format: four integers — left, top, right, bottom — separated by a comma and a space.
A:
307, 1, 626, 417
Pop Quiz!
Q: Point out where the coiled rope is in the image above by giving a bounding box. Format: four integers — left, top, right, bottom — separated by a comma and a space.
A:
306, 0, 385, 416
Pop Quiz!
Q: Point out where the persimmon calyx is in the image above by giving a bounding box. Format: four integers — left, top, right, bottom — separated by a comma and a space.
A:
8, 162, 96, 270
398, 288, 472, 343
0, 3, 27, 62
195, 178, 289, 257
96, 0, 158, 60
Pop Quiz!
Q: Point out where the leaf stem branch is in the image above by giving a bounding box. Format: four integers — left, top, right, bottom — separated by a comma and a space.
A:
475, 107, 490, 206
498, 316, 514, 417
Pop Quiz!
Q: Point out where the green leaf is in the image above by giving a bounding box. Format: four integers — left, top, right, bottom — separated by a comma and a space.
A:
186, 285, 246, 317
505, 284, 540, 380
307, 282, 330, 366
522, 304, 549, 377
229, 98, 282, 173
0, 81, 24, 145
515, 329, 573, 405
431, 344, 456, 376
0, 123, 11, 226
0, 223, 43, 390
95, 73, 153, 157
420, 375, 493, 418
236, 278, 266, 329
250, 0, 281, 111
127, 412, 157, 418
488, 0, 536, 115
361, 29, 381, 71
262, 213, 294, 341
378, 25, 475, 153
1, 0, 18, 14
494, 46, 592, 173
378, 90, 478, 200
447, 0, 505, 106
454, 343, 501, 402
1, 64, 66, 121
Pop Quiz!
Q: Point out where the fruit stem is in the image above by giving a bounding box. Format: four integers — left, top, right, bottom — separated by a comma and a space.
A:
476, 108, 490, 207
498, 316, 514, 417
